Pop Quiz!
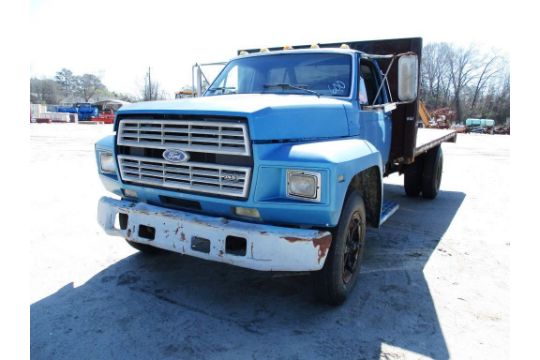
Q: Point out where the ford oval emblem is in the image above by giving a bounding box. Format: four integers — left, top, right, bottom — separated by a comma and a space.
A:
162, 149, 190, 163
222, 174, 238, 182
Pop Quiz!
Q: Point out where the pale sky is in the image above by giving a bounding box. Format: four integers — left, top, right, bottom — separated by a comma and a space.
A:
29, 0, 511, 99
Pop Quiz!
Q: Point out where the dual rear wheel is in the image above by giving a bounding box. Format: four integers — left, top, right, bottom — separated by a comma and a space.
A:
404, 145, 444, 199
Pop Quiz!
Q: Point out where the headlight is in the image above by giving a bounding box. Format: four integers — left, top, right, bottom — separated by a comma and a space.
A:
99, 151, 116, 174
287, 170, 321, 201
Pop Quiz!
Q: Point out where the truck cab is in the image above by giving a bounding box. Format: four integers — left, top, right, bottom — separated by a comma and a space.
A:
95, 38, 455, 304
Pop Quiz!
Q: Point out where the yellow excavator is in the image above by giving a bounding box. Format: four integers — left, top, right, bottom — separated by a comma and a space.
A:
419, 101, 452, 129
418, 101, 432, 128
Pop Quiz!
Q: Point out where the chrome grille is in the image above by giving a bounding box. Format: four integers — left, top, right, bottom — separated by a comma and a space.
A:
118, 155, 251, 198
117, 119, 251, 156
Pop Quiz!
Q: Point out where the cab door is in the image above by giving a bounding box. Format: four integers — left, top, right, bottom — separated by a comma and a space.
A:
355, 58, 392, 164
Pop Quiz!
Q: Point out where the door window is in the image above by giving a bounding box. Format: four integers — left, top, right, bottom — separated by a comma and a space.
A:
360, 60, 384, 105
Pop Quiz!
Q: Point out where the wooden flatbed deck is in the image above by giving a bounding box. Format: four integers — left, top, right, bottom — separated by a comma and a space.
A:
414, 128, 457, 157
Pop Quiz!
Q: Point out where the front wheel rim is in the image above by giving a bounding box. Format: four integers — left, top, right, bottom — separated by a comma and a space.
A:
342, 212, 363, 284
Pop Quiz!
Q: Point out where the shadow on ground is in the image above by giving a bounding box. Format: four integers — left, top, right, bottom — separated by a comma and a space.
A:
31, 185, 465, 360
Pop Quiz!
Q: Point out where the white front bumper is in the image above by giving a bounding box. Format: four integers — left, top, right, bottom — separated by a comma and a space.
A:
97, 197, 332, 271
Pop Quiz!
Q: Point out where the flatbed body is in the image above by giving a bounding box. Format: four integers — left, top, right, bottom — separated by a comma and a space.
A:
413, 128, 457, 158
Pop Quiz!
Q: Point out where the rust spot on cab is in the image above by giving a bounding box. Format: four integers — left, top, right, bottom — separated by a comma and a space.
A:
313, 233, 332, 263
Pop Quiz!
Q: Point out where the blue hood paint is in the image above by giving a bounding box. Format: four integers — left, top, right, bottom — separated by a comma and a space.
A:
118, 94, 351, 141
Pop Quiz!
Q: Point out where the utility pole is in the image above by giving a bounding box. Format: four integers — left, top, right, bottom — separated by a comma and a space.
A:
147, 66, 152, 101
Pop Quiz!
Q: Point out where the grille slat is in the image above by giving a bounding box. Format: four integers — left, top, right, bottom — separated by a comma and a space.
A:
118, 155, 251, 198
122, 141, 248, 155
118, 119, 251, 156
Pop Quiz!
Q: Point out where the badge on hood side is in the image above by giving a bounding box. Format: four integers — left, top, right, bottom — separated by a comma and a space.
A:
163, 149, 190, 163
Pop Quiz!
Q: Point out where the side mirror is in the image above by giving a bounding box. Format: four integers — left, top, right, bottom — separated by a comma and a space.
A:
397, 54, 418, 102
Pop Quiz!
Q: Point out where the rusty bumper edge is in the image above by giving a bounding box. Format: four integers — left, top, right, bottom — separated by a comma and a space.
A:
97, 197, 332, 271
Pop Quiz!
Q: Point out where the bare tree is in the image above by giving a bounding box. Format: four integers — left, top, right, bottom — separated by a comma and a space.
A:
54, 68, 76, 99
32, 69, 138, 105
54, 69, 108, 102
420, 42, 509, 125
109, 91, 137, 102
489, 71, 510, 124
469, 52, 503, 112
77, 74, 106, 102
421, 43, 453, 109
30, 78, 61, 104
447, 45, 480, 123
141, 67, 167, 101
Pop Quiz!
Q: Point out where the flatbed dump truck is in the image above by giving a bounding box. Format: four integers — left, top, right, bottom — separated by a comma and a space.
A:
95, 38, 457, 304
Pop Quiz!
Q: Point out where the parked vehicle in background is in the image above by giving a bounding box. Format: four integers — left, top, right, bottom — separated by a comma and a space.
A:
91, 100, 130, 124
95, 38, 457, 304
451, 124, 467, 133
418, 101, 453, 129
465, 118, 495, 134
91, 109, 115, 124
57, 103, 99, 121
175, 89, 195, 99
493, 125, 510, 135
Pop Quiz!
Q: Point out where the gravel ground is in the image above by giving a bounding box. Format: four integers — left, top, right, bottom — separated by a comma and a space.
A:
30, 124, 510, 359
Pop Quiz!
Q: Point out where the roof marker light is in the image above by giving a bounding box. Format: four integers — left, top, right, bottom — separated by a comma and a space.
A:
310, 44, 320, 48
340, 44, 350, 49
260, 48, 269, 53
239, 50, 248, 55
283, 45, 293, 50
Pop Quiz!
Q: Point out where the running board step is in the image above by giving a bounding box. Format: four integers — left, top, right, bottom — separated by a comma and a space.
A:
380, 200, 399, 225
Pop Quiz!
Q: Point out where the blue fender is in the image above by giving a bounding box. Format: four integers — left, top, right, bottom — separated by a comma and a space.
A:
95, 135, 115, 151
255, 138, 384, 227
95, 135, 120, 193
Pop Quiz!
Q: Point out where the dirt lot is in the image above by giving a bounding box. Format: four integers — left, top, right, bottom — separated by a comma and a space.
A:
30, 124, 510, 359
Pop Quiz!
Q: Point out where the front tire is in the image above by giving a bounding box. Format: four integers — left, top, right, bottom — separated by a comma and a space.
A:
313, 191, 366, 305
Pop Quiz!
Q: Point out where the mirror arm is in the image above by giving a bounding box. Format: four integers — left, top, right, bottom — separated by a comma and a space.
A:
384, 67, 393, 103
371, 55, 396, 105
361, 51, 416, 60
363, 100, 415, 111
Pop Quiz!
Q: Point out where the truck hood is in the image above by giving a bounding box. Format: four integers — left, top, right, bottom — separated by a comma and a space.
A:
118, 94, 351, 141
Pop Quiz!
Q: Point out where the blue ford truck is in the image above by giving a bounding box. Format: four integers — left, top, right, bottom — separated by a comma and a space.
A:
96, 38, 456, 304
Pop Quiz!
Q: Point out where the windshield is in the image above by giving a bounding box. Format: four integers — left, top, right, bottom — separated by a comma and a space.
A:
205, 53, 352, 97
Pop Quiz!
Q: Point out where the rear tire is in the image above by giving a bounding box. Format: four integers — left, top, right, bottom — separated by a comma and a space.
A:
404, 155, 424, 197
313, 191, 366, 305
125, 239, 166, 255
421, 146, 444, 199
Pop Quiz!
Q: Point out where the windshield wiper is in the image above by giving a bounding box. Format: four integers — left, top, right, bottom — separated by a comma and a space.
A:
263, 83, 320, 98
